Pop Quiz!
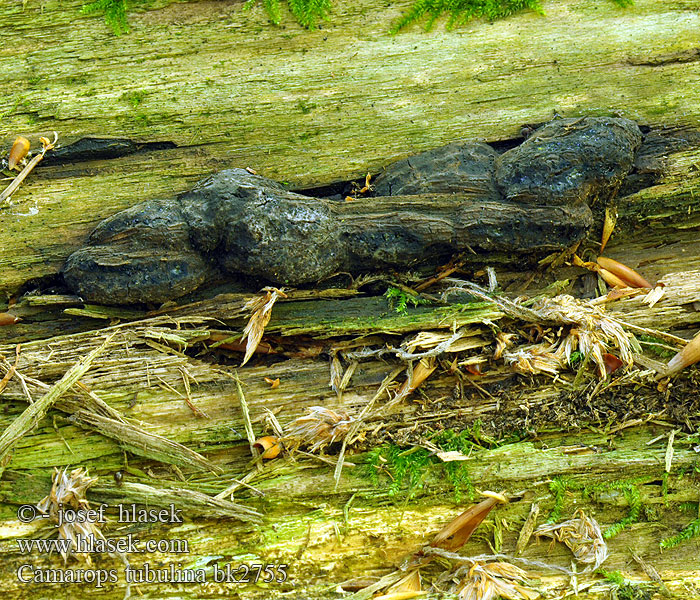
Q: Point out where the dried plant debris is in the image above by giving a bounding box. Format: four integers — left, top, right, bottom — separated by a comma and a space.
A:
454, 561, 540, 600
36, 467, 105, 565
534, 509, 608, 572
240, 286, 286, 366
284, 406, 355, 452
496, 294, 639, 378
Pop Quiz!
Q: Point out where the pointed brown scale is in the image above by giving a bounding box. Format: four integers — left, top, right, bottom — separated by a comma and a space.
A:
430, 492, 507, 551
0, 313, 20, 326
8, 136, 30, 170
597, 256, 652, 289
597, 267, 628, 289
600, 206, 617, 253
666, 331, 700, 376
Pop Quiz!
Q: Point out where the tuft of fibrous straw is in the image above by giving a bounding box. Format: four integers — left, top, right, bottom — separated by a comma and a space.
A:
502, 295, 638, 378
284, 406, 355, 452
36, 467, 103, 565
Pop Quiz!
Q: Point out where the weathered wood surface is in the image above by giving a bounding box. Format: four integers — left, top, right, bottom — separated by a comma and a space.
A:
1, 0, 700, 296
1, 1, 700, 599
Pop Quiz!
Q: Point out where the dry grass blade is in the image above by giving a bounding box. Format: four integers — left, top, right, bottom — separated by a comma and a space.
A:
455, 561, 539, 600
516, 502, 540, 555
93, 481, 262, 522
430, 495, 505, 552
234, 375, 261, 469
240, 287, 286, 366
0, 333, 115, 474
36, 467, 103, 565
534, 509, 608, 571
70, 410, 221, 473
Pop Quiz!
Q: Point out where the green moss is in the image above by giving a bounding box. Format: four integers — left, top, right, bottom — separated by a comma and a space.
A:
581, 478, 645, 538
547, 476, 579, 522
660, 515, 700, 549
598, 570, 653, 600
568, 350, 585, 368
384, 286, 432, 315
121, 90, 146, 108
79, 0, 632, 35
82, 0, 133, 35
638, 335, 675, 359
603, 484, 641, 538
363, 425, 522, 503
245, 0, 331, 28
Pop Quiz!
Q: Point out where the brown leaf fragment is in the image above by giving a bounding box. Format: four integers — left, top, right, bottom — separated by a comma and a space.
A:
36, 468, 104, 565
0, 313, 20, 326
240, 287, 286, 366
430, 494, 505, 552
598, 267, 628, 289
602, 353, 624, 375
253, 435, 282, 459
597, 257, 652, 289
8, 136, 30, 170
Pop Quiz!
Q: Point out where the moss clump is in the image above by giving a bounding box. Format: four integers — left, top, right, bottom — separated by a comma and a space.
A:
81, 0, 633, 34
82, 0, 132, 35
245, 0, 332, 28
580, 478, 645, 537
660, 512, 700, 549
603, 484, 642, 538
546, 476, 583, 522
384, 286, 432, 315
598, 570, 653, 600
365, 445, 433, 500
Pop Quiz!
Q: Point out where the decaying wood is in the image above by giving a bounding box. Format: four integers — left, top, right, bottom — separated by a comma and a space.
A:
1, 0, 700, 295
1, 0, 700, 598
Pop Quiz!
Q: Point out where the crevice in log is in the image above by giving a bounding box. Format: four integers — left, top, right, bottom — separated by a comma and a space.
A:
37, 137, 177, 167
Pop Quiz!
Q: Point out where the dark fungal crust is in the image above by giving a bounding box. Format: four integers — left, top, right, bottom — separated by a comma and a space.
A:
62, 117, 642, 305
